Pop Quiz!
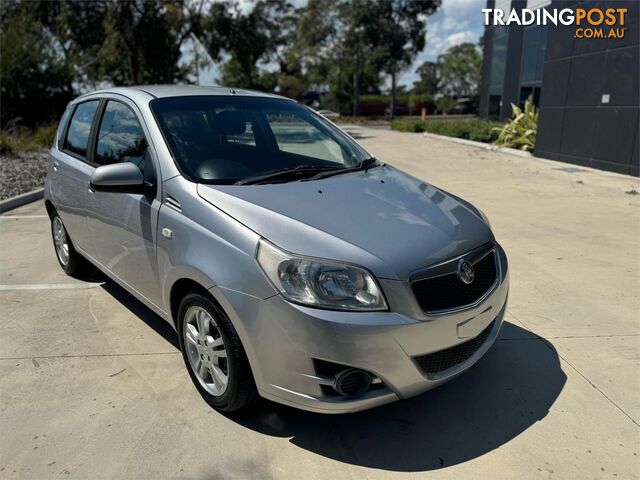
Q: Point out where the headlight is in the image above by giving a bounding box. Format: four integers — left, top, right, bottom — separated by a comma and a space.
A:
256, 239, 387, 311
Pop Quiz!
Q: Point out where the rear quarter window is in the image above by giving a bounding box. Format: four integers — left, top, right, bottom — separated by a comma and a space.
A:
55, 105, 73, 149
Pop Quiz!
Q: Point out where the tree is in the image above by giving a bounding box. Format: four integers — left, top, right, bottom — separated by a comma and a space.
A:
289, 0, 343, 104
1, 0, 202, 126
94, 0, 194, 85
36, 0, 198, 86
201, 0, 294, 91
368, 0, 441, 117
0, 2, 74, 127
291, 0, 384, 113
339, 1, 387, 115
1, 0, 445, 127
412, 61, 440, 95
438, 42, 482, 98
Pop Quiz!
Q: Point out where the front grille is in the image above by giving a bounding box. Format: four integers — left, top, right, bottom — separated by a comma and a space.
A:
414, 320, 495, 375
412, 251, 497, 313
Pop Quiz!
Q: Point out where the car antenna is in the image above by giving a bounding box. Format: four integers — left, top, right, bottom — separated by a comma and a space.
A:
229, 87, 236, 94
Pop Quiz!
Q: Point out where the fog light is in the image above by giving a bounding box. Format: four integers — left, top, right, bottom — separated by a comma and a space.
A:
334, 369, 372, 398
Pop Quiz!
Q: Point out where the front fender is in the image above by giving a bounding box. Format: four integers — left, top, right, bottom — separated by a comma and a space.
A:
157, 177, 277, 325
162, 265, 217, 321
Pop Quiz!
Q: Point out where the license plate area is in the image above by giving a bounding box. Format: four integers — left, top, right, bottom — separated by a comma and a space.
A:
456, 306, 494, 339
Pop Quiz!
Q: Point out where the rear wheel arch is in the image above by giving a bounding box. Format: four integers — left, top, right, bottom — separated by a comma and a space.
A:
48, 203, 86, 276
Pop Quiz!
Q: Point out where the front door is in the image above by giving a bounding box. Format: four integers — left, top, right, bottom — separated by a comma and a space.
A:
87, 99, 163, 309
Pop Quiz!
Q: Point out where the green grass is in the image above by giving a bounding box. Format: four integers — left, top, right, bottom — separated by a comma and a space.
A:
390, 118, 504, 143
0, 123, 57, 156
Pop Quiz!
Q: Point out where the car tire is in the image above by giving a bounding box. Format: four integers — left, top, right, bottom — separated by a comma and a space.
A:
177, 293, 257, 412
50, 211, 86, 276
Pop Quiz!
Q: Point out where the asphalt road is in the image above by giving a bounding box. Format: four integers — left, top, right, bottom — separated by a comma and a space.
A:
1, 127, 638, 479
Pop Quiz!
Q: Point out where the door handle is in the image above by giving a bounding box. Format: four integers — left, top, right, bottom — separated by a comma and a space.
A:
52, 161, 59, 172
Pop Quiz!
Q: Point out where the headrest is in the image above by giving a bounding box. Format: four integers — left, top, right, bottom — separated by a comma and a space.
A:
215, 110, 248, 135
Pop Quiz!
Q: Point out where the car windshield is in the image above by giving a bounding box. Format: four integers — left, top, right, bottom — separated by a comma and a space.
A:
150, 96, 370, 184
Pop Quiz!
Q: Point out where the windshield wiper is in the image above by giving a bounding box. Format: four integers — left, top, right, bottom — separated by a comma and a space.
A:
234, 164, 338, 185
303, 156, 381, 181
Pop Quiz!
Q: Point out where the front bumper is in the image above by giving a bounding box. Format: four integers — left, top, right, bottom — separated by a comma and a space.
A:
212, 244, 509, 414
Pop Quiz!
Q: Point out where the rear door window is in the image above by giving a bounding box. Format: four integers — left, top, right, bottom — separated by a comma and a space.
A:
95, 101, 148, 172
64, 100, 100, 158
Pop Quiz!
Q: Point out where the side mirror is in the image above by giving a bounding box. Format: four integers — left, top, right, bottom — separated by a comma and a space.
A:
90, 163, 150, 194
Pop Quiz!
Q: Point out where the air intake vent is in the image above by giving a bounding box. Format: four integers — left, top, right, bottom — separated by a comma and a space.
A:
164, 196, 181, 212
414, 320, 495, 375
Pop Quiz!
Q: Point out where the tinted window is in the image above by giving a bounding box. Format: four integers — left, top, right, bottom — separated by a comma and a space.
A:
96, 101, 147, 172
520, 25, 548, 84
151, 96, 369, 184
64, 101, 99, 157
489, 87, 502, 118
489, 28, 508, 91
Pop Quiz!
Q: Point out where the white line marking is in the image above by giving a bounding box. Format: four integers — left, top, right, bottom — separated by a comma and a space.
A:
0, 215, 48, 219
0, 283, 103, 291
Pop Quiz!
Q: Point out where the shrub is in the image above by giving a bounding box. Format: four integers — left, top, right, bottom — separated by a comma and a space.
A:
391, 118, 503, 143
31, 123, 57, 146
389, 118, 427, 133
0, 122, 56, 156
360, 93, 434, 105
435, 97, 458, 114
492, 97, 538, 151
358, 93, 436, 116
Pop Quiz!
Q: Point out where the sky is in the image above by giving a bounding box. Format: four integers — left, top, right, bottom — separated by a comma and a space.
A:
409, 0, 484, 85
183, 0, 484, 89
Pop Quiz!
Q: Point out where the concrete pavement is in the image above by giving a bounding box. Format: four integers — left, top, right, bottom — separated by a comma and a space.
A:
0, 127, 638, 479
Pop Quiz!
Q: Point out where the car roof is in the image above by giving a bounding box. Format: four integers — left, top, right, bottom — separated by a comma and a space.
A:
76, 84, 288, 101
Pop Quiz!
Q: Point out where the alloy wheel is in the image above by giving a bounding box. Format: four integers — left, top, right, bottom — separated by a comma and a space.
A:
183, 306, 229, 396
52, 216, 70, 266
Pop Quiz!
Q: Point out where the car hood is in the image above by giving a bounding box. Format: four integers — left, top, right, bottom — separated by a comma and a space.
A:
197, 166, 494, 280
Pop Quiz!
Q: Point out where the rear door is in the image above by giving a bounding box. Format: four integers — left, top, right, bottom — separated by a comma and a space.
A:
49, 99, 101, 255
86, 98, 163, 309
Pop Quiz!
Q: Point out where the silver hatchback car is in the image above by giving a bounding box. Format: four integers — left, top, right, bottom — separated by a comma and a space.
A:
45, 85, 509, 414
